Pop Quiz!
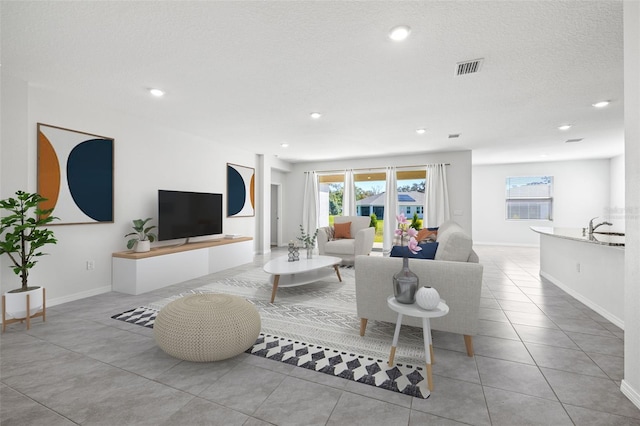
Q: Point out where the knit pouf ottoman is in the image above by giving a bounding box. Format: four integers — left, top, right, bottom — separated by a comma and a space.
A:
154, 293, 261, 362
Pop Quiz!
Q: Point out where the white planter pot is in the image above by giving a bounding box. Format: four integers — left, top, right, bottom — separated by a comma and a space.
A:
3, 286, 44, 319
135, 240, 151, 253
415, 286, 440, 310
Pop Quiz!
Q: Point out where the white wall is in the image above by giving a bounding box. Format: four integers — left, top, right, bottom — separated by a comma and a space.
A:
472, 159, 613, 246
0, 74, 29, 196
622, 0, 640, 409
281, 151, 473, 244
271, 169, 286, 185
609, 154, 625, 231
1, 82, 257, 304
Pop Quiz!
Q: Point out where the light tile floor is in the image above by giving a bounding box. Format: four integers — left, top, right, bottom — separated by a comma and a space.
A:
1, 245, 639, 425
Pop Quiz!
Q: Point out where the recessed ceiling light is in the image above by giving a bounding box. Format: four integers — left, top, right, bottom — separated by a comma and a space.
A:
389, 25, 411, 42
310, 112, 322, 119
592, 100, 610, 108
149, 88, 165, 97
416, 128, 426, 134
558, 124, 572, 131
280, 143, 289, 148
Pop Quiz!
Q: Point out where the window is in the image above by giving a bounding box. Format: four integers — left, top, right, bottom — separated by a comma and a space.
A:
318, 174, 344, 227
397, 170, 426, 225
506, 176, 553, 220
354, 172, 386, 217
354, 172, 386, 245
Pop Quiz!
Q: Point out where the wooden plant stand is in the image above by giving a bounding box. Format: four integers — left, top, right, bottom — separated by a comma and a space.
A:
2, 288, 46, 332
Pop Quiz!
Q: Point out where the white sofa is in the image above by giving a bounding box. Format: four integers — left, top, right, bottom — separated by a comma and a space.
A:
355, 220, 483, 356
317, 216, 375, 265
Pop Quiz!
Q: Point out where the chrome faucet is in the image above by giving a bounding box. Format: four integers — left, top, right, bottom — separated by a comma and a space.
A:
588, 217, 613, 234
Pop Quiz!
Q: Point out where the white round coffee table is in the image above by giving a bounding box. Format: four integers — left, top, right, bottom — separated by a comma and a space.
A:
263, 255, 342, 303
387, 295, 449, 391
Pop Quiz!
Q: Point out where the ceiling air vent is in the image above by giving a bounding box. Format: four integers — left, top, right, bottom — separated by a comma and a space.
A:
456, 58, 484, 76
448, 134, 461, 139
565, 138, 584, 143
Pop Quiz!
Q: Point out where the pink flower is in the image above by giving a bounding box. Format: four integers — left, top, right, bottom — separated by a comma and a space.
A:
407, 227, 418, 239
408, 237, 422, 254
396, 213, 409, 225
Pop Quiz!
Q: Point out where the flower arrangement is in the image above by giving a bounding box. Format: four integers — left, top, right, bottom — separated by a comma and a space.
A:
395, 213, 422, 254
297, 225, 319, 248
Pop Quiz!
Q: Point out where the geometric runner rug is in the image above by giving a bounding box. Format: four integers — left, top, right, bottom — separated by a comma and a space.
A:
111, 266, 430, 398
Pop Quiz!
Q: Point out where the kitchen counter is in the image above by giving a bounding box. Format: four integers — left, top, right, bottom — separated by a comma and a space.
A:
531, 226, 625, 247
531, 226, 625, 329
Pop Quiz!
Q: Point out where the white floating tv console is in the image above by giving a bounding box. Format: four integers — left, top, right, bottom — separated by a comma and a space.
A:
112, 237, 253, 295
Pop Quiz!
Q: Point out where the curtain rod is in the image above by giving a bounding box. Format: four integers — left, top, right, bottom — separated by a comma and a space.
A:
305, 163, 450, 174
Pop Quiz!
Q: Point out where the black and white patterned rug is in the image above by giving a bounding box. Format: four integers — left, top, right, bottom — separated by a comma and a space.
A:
111, 267, 430, 398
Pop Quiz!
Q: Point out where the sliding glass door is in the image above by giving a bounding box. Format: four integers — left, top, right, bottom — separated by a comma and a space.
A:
316, 169, 427, 249
317, 174, 344, 227
354, 172, 386, 247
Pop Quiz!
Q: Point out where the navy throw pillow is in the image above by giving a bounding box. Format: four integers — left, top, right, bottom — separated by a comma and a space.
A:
390, 242, 439, 260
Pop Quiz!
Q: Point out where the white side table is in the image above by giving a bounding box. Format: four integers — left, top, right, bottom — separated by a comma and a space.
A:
386, 295, 449, 391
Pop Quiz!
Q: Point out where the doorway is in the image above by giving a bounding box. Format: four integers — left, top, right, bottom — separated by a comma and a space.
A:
270, 184, 281, 247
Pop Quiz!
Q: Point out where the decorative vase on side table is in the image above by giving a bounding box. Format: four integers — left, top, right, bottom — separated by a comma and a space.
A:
393, 256, 419, 304
416, 286, 440, 310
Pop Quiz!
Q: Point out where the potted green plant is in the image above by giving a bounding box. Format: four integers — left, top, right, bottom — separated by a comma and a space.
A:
0, 190, 58, 330
297, 225, 319, 259
125, 218, 157, 252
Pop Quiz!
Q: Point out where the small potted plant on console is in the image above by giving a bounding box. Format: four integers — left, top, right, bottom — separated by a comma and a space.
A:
125, 217, 157, 253
0, 190, 58, 332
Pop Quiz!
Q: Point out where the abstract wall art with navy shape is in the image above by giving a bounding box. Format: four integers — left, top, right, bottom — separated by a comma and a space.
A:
227, 163, 255, 217
37, 123, 114, 225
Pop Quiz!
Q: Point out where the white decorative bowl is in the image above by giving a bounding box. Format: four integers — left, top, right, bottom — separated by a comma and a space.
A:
415, 286, 440, 310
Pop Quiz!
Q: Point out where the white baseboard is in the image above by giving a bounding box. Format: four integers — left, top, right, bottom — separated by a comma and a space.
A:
1, 285, 112, 324
540, 271, 624, 330
474, 241, 540, 248
47, 285, 112, 307
621, 380, 640, 410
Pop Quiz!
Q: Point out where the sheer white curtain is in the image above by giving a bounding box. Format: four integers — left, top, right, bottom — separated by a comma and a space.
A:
302, 171, 319, 237
425, 163, 451, 228
383, 166, 398, 254
343, 169, 355, 216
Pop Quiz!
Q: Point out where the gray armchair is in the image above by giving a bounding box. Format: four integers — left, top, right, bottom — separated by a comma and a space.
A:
317, 216, 375, 265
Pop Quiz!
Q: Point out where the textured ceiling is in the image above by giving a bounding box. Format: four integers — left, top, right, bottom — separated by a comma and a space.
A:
1, 1, 624, 165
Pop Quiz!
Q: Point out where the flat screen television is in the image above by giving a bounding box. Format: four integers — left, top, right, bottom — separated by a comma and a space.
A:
158, 190, 223, 242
